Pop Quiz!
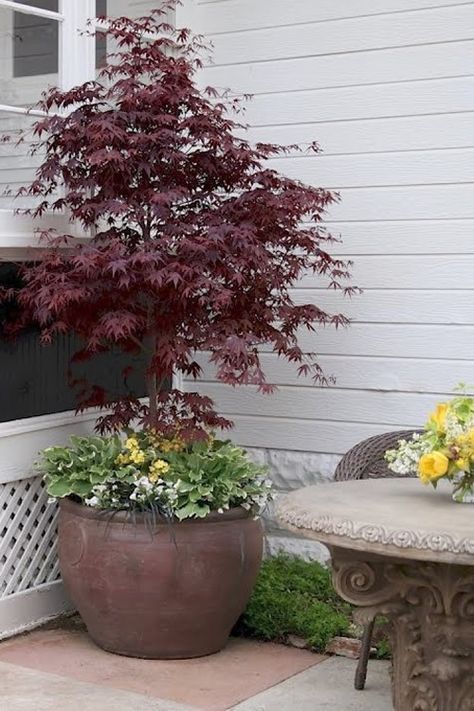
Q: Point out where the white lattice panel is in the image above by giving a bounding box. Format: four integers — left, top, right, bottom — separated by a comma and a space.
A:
0, 476, 60, 598
0, 413, 97, 636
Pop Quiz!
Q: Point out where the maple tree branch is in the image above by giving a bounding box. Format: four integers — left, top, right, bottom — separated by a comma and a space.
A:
147, 367, 158, 423
146, 303, 158, 423
129, 334, 148, 353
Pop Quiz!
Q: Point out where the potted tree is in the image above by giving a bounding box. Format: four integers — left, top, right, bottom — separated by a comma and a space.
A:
5, 2, 352, 658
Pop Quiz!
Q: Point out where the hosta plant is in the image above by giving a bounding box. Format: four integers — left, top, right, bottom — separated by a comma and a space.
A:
40, 432, 272, 520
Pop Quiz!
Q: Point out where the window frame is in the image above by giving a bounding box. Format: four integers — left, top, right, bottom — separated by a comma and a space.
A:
13, 1, 60, 79
0, 0, 97, 252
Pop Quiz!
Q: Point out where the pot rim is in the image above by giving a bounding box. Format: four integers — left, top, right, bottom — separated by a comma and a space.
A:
59, 496, 257, 525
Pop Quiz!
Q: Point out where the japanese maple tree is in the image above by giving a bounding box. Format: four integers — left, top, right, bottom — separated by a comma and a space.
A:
6, 1, 353, 439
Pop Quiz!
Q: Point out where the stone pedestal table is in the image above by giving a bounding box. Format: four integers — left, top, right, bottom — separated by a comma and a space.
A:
276, 478, 474, 711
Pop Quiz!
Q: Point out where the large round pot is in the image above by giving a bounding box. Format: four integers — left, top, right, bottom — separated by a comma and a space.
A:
58, 498, 263, 659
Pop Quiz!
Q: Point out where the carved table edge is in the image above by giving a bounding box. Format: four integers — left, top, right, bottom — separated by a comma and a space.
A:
276, 501, 474, 565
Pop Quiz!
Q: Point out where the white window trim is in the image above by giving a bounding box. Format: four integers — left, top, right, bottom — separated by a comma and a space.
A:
0, 103, 48, 117
60, 0, 96, 89
0, 0, 96, 254
0, 0, 63, 21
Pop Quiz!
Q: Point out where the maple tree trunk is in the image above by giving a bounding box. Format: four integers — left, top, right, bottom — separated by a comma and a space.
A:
147, 368, 158, 423
146, 306, 158, 422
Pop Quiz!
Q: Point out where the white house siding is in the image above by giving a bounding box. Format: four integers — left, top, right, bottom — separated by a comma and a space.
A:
179, 0, 474, 541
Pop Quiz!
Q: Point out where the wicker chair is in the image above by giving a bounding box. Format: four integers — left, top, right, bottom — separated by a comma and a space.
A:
334, 429, 421, 691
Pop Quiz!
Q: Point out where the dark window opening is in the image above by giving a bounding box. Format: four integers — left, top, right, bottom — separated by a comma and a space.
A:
0, 262, 147, 423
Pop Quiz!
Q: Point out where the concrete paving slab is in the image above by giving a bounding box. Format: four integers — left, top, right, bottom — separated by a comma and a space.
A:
0, 628, 325, 711
0, 659, 198, 711
229, 657, 393, 711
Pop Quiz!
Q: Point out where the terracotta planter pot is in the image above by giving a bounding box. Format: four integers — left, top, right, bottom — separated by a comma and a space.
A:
58, 498, 263, 659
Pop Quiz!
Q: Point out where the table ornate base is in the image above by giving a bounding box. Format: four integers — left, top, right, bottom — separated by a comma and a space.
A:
330, 547, 474, 711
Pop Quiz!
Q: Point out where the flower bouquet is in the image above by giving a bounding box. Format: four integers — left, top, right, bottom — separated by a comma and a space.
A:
385, 390, 474, 503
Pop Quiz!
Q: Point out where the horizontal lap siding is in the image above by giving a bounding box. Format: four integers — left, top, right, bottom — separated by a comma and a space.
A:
243, 77, 474, 125
181, 0, 474, 453
208, 6, 474, 64
194, 0, 470, 32
190, 353, 474, 393
290, 290, 474, 325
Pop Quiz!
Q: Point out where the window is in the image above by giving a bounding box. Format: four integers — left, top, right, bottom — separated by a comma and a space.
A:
13, 1, 59, 78
0, 1, 169, 220
96, 0, 107, 68
0, 2, 111, 213
13, 1, 107, 78
0, 1, 167, 424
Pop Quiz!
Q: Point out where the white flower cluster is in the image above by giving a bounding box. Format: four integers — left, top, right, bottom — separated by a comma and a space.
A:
385, 434, 431, 476
128, 476, 179, 506
244, 478, 273, 512
85, 482, 122, 509
445, 410, 474, 441
83, 473, 273, 515
85, 476, 181, 510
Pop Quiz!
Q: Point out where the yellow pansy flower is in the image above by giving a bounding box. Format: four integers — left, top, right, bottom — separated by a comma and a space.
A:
158, 437, 185, 453
428, 403, 449, 434
418, 451, 449, 485
116, 453, 130, 466
148, 459, 170, 483
129, 449, 145, 465
149, 459, 169, 473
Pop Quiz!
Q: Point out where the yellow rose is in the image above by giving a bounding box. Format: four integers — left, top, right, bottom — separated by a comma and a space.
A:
456, 458, 469, 471
418, 451, 449, 484
428, 403, 448, 433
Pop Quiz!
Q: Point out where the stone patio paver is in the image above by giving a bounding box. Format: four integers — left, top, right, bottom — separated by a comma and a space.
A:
0, 655, 393, 711
0, 627, 325, 711
0, 659, 197, 711
230, 657, 393, 711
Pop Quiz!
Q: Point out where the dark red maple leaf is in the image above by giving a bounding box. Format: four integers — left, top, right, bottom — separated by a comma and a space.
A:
5, 1, 355, 440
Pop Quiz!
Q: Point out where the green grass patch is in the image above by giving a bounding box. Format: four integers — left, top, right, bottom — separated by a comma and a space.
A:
234, 553, 353, 652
